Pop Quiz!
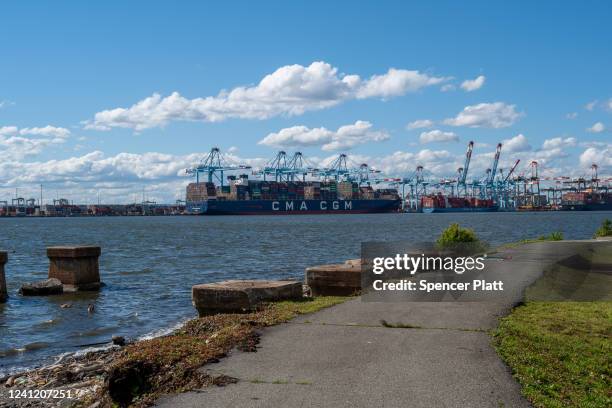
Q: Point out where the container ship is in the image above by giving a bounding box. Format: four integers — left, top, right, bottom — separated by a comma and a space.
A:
560, 191, 612, 211
420, 194, 498, 213
186, 176, 401, 215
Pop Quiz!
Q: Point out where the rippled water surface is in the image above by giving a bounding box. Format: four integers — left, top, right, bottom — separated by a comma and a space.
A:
0, 212, 609, 374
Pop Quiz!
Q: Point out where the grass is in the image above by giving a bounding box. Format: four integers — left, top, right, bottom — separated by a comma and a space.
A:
519, 232, 564, 244
492, 302, 611, 408
594, 219, 612, 238
93, 296, 348, 407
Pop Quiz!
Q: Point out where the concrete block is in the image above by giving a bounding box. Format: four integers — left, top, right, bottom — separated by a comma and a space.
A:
47, 246, 101, 291
0, 251, 7, 303
19, 278, 63, 296
192, 280, 303, 316
306, 263, 361, 296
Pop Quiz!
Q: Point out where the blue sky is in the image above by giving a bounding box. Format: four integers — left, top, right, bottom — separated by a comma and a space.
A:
1, 1, 611, 203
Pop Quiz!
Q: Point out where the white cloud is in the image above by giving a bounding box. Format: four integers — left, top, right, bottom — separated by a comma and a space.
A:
579, 145, 612, 170
406, 119, 434, 130
419, 130, 459, 144
587, 122, 605, 133
460, 75, 485, 92
20, 126, 71, 139
607, 98, 612, 112
0, 125, 72, 160
85, 62, 449, 131
542, 137, 576, 150
440, 84, 456, 92
443, 102, 522, 128
371, 149, 457, 175
84, 61, 447, 131
585, 100, 597, 111
258, 120, 389, 151
355, 68, 448, 99
566, 112, 578, 119
503, 134, 532, 153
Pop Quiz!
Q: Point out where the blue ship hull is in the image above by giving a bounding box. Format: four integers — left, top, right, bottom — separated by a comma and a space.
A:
187, 199, 401, 215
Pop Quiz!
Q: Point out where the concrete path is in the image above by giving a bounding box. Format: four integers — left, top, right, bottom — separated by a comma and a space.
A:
156, 241, 608, 408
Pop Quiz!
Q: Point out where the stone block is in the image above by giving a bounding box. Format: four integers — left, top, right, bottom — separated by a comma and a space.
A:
19, 278, 64, 296
0, 251, 7, 303
192, 280, 303, 316
306, 263, 361, 296
47, 246, 101, 291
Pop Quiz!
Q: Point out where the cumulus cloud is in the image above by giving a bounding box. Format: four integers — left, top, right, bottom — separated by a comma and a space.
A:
542, 137, 576, 150
406, 119, 434, 130
566, 112, 578, 119
440, 84, 456, 92
460, 75, 486, 92
579, 145, 612, 171
0, 125, 72, 160
503, 134, 532, 153
443, 102, 522, 128
84, 62, 449, 131
419, 130, 459, 144
587, 122, 605, 133
258, 120, 389, 151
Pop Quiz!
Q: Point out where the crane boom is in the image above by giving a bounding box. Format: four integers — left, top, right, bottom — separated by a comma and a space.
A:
504, 159, 520, 182
489, 143, 502, 184
459, 141, 474, 184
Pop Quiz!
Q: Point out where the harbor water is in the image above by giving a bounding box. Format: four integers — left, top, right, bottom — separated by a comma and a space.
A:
0, 212, 609, 375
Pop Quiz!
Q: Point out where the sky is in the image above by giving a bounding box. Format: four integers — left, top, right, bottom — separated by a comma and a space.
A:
1, 1, 611, 204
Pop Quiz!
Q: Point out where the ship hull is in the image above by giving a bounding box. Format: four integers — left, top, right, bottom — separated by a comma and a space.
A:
560, 203, 612, 211
187, 199, 401, 215
422, 206, 499, 213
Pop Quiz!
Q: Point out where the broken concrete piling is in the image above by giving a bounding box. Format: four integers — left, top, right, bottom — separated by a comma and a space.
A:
47, 246, 101, 291
0, 251, 7, 302
192, 279, 303, 316
306, 261, 362, 296
19, 278, 63, 296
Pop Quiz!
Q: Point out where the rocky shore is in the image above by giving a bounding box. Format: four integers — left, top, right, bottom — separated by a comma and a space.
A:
0, 296, 347, 408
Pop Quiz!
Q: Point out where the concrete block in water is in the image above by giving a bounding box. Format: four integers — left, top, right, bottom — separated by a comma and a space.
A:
47, 246, 101, 291
0, 251, 7, 303
192, 280, 303, 316
306, 263, 361, 296
19, 278, 64, 296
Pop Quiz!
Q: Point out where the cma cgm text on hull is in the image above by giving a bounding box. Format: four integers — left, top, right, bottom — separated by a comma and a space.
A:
186, 198, 401, 215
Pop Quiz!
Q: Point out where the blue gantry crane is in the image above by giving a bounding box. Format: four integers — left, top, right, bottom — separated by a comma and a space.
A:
186, 147, 251, 187
456, 141, 474, 196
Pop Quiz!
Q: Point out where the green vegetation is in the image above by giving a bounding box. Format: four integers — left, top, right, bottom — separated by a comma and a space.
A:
436, 223, 486, 254
95, 296, 348, 407
437, 223, 479, 246
594, 218, 612, 238
518, 232, 564, 244
493, 302, 611, 408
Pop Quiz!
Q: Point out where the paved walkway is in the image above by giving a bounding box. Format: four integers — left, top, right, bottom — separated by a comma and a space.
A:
156, 241, 607, 408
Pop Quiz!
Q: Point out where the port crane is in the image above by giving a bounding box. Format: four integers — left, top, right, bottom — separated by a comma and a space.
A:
374, 165, 429, 211
456, 141, 474, 196
186, 147, 251, 187
255, 150, 290, 182
254, 151, 318, 182
309, 153, 379, 183
475, 143, 503, 200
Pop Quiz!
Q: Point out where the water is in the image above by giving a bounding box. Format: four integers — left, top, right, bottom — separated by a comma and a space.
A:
0, 212, 609, 375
